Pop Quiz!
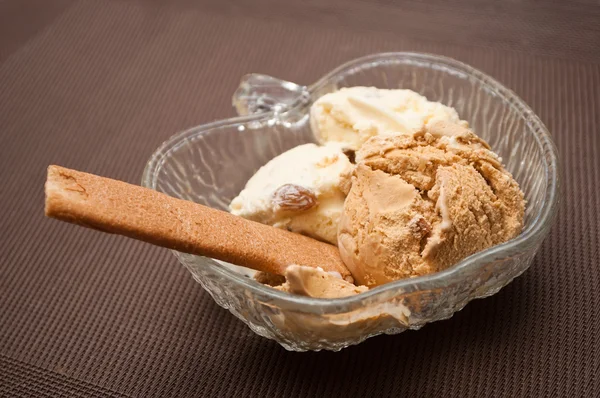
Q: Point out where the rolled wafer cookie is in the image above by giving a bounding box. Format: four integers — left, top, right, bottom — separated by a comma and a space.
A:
45, 165, 352, 280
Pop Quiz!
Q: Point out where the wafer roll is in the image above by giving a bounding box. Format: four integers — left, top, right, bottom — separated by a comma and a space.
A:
45, 165, 352, 280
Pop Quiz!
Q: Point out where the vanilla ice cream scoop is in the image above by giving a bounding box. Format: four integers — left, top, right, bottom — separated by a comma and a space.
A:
338, 121, 525, 287
310, 87, 468, 150
230, 143, 352, 245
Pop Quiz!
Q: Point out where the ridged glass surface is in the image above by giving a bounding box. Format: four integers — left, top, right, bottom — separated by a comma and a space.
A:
142, 53, 559, 351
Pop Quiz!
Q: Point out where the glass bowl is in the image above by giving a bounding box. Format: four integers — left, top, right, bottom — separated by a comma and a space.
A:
142, 53, 559, 351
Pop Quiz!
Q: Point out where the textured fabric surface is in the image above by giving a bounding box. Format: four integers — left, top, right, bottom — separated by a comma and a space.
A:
1, 0, 599, 396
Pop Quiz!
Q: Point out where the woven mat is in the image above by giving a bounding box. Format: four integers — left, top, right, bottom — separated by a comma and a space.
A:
1, 1, 599, 396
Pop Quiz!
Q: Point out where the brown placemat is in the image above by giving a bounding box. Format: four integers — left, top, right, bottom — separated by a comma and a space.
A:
1, 1, 599, 396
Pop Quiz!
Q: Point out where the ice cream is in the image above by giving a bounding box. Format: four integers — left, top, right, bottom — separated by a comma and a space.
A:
274, 265, 368, 298
310, 87, 468, 150
232, 87, 525, 295
337, 121, 525, 287
230, 142, 352, 245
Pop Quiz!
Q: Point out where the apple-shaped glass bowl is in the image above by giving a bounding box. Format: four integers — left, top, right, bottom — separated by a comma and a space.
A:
142, 53, 559, 351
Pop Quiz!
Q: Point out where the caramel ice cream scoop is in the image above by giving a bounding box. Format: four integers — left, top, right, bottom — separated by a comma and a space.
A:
274, 265, 368, 298
338, 121, 525, 287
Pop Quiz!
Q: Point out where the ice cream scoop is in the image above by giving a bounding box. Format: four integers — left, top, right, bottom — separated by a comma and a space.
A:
310, 87, 468, 150
274, 265, 368, 298
230, 142, 352, 244
338, 121, 525, 287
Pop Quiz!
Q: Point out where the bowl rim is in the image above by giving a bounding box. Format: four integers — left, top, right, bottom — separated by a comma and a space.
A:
142, 52, 560, 311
